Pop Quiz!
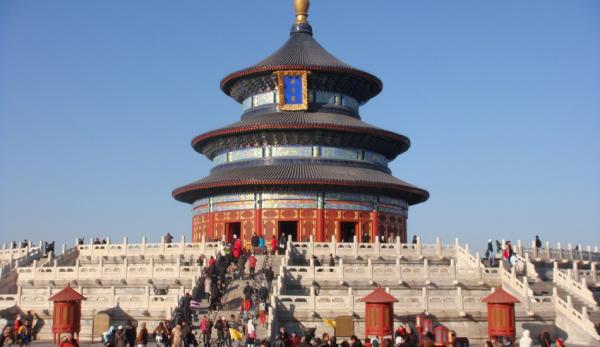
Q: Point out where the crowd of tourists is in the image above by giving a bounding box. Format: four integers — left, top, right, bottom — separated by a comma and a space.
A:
0, 311, 43, 347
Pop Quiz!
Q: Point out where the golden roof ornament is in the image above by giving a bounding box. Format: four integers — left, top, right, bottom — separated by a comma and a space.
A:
294, 0, 310, 24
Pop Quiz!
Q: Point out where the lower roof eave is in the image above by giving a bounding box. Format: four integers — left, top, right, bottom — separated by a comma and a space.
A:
172, 180, 429, 206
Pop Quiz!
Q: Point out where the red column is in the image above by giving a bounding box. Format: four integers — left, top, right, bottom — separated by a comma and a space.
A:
316, 208, 325, 242
372, 209, 379, 243
255, 208, 262, 235
208, 212, 215, 241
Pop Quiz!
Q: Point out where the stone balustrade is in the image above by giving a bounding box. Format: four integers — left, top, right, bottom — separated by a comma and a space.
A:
0, 286, 181, 313
281, 257, 498, 284
289, 236, 456, 260
563, 265, 599, 285
16, 257, 202, 283
553, 262, 597, 307
521, 242, 600, 262
274, 286, 489, 317
76, 236, 220, 258
0, 245, 41, 263
554, 290, 600, 341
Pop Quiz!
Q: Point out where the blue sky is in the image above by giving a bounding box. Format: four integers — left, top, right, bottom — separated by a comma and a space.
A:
0, 1, 598, 251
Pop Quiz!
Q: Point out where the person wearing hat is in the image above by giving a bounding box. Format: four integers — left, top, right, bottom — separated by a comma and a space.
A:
115, 326, 126, 347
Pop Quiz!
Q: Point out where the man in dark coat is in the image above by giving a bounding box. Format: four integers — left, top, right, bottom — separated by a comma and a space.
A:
243, 282, 254, 300
264, 266, 275, 291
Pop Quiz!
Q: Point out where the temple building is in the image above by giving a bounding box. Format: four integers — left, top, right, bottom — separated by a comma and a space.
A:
172, 0, 428, 244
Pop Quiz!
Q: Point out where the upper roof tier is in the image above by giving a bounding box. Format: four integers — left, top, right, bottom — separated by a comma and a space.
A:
220, 16, 382, 104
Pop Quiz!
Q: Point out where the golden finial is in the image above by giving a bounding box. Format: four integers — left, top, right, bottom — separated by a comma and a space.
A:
294, 0, 310, 24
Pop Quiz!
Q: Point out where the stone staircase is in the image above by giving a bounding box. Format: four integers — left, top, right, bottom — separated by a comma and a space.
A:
530, 260, 600, 336
202, 254, 282, 340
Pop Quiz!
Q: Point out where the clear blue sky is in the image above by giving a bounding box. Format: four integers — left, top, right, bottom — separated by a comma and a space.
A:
1, 1, 598, 251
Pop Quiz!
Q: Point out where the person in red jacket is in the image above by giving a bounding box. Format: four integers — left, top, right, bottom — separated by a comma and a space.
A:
233, 237, 242, 259
247, 253, 257, 279
270, 237, 277, 255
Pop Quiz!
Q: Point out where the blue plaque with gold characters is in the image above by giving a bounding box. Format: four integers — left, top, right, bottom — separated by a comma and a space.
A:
276, 70, 309, 111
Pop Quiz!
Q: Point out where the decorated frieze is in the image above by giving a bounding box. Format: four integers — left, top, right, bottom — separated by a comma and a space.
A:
213, 145, 389, 168
242, 89, 360, 114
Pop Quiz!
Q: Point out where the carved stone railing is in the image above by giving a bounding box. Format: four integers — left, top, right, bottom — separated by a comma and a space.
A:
0, 286, 181, 312
500, 265, 537, 315
554, 290, 600, 341
16, 257, 201, 283
281, 257, 492, 285
273, 286, 487, 317
76, 236, 220, 258
521, 241, 600, 262
289, 236, 455, 260
554, 262, 598, 307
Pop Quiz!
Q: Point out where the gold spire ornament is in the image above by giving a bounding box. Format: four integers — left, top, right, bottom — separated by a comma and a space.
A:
294, 0, 310, 24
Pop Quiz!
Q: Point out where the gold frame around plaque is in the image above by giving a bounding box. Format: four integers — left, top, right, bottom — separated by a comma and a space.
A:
276, 70, 309, 111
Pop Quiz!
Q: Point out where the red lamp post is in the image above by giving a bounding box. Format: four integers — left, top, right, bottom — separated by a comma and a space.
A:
481, 288, 519, 344
48, 285, 86, 344
361, 288, 398, 340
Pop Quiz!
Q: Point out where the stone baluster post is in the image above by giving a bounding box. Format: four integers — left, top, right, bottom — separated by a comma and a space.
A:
455, 238, 460, 258
435, 237, 442, 258
124, 257, 129, 279
150, 257, 155, 280
424, 258, 431, 285
552, 262, 559, 283
476, 252, 482, 275
545, 241, 551, 259
457, 287, 465, 316
309, 234, 314, 256
531, 239, 538, 259
348, 287, 354, 315
568, 243, 574, 261
141, 236, 147, 255
331, 235, 336, 257
106, 237, 111, 245
591, 262, 597, 283
309, 286, 316, 316
417, 236, 423, 258
523, 278, 533, 315
99, 256, 104, 280
181, 235, 186, 256
396, 258, 403, 284
567, 295, 573, 308
144, 286, 150, 310
75, 258, 80, 280
367, 258, 373, 284
572, 263, 579, 281
587, 245, 592, 262
375, 235, 382, 258
353, 235, 359, 259
557, 242, 563, 260
516, 240, 523, 257
422, 287, 428, 313
339, 258, 344, 284
31, 259, 37, 280
61, 243, 66, 256
450, 259, 458, 285
582, 306, 589, 320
